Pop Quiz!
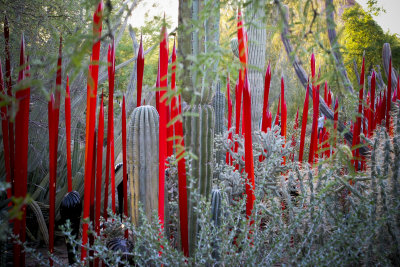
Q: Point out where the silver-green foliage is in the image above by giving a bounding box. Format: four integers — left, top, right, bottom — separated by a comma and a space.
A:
13, 105, 400, 265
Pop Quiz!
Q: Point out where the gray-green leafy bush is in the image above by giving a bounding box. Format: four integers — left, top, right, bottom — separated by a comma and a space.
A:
9, 103, 396, 266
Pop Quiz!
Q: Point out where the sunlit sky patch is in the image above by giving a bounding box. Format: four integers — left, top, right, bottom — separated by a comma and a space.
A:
128, 0, 399, 36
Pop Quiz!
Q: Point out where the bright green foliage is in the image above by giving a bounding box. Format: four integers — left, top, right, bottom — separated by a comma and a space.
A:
342, 4, 400, 83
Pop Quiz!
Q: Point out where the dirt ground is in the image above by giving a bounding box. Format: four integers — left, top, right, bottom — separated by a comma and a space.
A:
25, 237, 69, 267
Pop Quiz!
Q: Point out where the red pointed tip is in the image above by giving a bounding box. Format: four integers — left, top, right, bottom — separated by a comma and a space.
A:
311, 54, 316, 77
59, 36, 63, 54
97, 0, 104, 12
21, 33, 25, 55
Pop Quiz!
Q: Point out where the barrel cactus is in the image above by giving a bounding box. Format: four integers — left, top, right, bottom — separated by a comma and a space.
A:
60, 191, 82, 265
106, 237, 134, 264
127, 105, 159, 225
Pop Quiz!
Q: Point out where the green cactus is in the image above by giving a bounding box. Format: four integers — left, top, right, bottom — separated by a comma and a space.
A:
183, 104, 215, 255
178, 0, 220, 257
127, 105, 159, 225
211, 188, 222, 261
211, 189, 221, 227
212, 82, 226, 164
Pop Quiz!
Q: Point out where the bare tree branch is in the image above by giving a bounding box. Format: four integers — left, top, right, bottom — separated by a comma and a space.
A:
325, 0, 354, 94
274, 0, 369, 155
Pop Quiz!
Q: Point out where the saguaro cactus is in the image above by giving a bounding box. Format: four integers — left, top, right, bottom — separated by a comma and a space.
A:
211, 188, 222, 261
178, 0, 219, 256
183, 104, 215, 255
127, 105, 159, 225
212, 82, 226, 164
246, 0, 267, 131
230, 1, 267, 131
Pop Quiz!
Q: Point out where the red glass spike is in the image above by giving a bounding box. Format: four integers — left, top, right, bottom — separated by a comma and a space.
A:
13, 35, 30, 267
95, 94, 104, 237
309, 78, 319, 165
333, 98, 339, 148
82, 1, 103, 261
170, 40, 189, 256
261, 63, 271, 133
242, 71, 255, 218
65, 76, 72, 192
158, 23, 169, 229
0, 59, 12, 200
104, 43, 114, 219
89, 130, 96, 263
299, 79, 309, 163
137, 34, 144, 107
370, 71, 376, 136
386, 57, 392, 134
237, 8, 248, 67
280, 76, 287, 140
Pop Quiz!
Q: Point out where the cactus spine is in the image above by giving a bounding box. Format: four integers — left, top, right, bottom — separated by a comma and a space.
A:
212, 82, 226, 164
127, 105, 159, 225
